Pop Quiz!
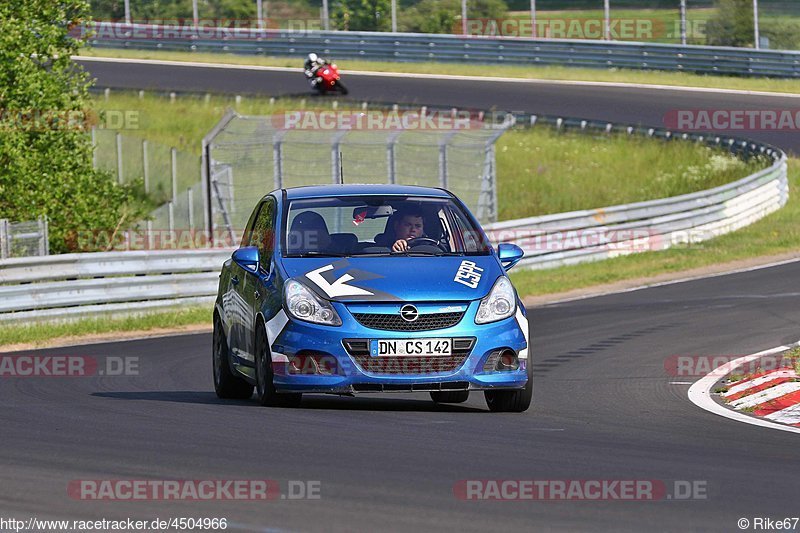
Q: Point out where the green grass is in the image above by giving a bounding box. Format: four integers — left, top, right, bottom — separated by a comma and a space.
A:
93, 91, 361, 154
95, 90, 765, 218
0, 306, 211, 347
495, 128, 764, 219
509, 159, 800, 297
79, 47, 800, 95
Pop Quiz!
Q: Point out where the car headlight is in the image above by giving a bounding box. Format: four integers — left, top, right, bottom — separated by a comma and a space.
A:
475, 277, 516, 324
284, 279, 342, 326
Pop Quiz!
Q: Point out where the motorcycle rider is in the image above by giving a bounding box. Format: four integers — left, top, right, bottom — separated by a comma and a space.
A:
304, 52, 328, 88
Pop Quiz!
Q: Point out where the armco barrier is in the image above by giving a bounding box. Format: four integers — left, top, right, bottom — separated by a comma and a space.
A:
483, 114, 788, 270
0, 249, 231, 323
84, 23, 800, 78
0, 112, 788, 322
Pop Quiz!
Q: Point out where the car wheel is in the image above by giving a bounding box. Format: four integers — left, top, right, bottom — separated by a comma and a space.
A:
254, 322, 302, 408
430, 391, 470, 404
213, 316, 253, 400
484, 358, 532, 413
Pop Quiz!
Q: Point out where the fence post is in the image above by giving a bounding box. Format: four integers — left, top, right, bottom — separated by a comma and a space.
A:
331, 131, 347, 184
116, 132, 124, 184
171, 147, 178, 205
386, 131, 401, 185
0, 219, 9, 260
226, 167, 235, 215
146, 219, 154, 250
188, 187, 195, 232
438, 131, 458, 189
273, 131, 286, 190
168, 201, 175, 233
37, 216, 49, 256
142, 140, 150, 193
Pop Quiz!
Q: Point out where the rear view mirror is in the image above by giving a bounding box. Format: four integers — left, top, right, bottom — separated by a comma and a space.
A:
232, 246, 259, 272
352, 205, 394, 222
498, 243, 524, 271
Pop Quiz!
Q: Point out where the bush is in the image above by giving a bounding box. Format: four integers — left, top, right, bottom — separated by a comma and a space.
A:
399, 0, 508, 34
332, 0, 393, 31
0, 0, 149, 253
705, 0, 754, 47
761, 20, 800, 51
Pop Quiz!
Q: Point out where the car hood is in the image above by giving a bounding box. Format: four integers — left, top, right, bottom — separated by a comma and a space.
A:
279, 255, 503, 302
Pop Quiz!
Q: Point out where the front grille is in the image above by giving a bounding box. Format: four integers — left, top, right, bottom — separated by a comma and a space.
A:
352, 381, 469, 392
350, 354, 467, 374
352, 311, 464, 331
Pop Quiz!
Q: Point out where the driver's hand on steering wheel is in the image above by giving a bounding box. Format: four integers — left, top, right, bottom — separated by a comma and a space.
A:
392, 238, 410, 252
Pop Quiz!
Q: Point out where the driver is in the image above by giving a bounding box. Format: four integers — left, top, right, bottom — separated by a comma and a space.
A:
391, 209, 425, 252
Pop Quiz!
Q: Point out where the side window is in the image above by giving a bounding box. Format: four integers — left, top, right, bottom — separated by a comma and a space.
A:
247, 198, 276, 271
240, 203, 262, 249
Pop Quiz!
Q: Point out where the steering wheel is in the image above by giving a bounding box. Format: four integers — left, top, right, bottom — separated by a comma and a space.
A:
407, 237, 447, 251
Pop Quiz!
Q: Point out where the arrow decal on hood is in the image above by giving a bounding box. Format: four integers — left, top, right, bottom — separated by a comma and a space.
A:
306, 264, 373, 298
303, 260, 401, 301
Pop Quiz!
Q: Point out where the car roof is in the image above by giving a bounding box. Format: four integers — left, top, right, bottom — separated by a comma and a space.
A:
282, 184, 452, 200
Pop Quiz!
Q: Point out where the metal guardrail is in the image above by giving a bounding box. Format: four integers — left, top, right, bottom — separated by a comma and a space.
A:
0, 110, 788, 322
0, 249, 231, 323
85, 23, 800, 78
483, 114, 788, 270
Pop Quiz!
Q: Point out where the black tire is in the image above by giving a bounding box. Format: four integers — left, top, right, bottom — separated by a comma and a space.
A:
254, 322, 302, 408
335, 81, 349, 95
430, 391, 470, 404
484, 357, 532, 413
213, 317, 253, 400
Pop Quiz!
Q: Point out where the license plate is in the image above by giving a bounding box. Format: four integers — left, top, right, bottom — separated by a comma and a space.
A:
370, 338, 452, 357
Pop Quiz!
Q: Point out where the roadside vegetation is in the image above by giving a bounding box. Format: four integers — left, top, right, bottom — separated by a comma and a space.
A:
0, 307, 210, 348
0, 0, 150, 254
88, 0, 800, 48
95, 91, 766, 220
509, 159, 800, 297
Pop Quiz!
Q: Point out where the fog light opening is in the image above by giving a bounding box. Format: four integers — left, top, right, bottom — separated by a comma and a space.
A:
496, 350, 519, 371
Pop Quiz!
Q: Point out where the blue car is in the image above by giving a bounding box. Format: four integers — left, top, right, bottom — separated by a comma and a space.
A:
212, 185, 531, 412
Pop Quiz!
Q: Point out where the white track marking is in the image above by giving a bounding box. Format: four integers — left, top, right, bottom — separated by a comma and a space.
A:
687, 342, 800, 435
723, 369, 798, 397
765, 403, 800, 425
73, 55, 800, 99
728, 382, 800, 409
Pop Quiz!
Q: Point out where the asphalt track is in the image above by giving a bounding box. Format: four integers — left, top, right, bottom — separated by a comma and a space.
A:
77, 58, 800, 153
2, 60, 799, 531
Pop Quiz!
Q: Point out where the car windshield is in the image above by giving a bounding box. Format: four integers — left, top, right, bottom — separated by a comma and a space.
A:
283, 195, 492, 257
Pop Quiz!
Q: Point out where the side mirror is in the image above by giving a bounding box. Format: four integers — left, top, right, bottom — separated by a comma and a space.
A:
232, 246, 260, 272
497, 243, 524, 271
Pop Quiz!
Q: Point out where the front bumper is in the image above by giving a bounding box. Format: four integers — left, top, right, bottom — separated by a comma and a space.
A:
267, 301, 528, 394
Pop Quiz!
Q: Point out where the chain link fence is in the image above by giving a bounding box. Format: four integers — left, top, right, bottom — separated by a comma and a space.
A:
203, 107, 513, 244
0, 217, 49, 259
92, 128, 205, 237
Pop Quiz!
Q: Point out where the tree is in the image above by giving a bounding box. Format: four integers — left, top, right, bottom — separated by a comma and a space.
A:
705, 0, 754, 47
332, 0, 392, 31
0, 0, 147, 253
399, 0, 507, 34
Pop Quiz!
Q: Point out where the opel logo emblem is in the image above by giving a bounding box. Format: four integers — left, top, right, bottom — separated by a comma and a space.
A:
400, 304, 419, 322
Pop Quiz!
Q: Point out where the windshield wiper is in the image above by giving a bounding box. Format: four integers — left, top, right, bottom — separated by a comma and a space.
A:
400, 251, 446, 257
286, 251, 349, 258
